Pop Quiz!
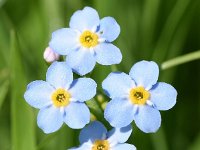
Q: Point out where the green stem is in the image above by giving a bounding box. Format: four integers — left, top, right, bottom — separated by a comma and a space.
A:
86, 98, 104, 121
111, 65, 118, 72
161, 50, 200, 70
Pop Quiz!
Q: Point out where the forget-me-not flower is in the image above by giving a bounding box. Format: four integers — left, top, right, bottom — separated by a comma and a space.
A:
69, 121, 136, 150
24, 61, 97, 133
102, 60, 177, 133
49, 7, 122, 76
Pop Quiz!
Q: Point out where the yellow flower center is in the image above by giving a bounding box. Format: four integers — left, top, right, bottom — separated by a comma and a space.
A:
51, 88, 71, 107
79, 30, 99, 48
92, 140, 110, 150
129, 87, 150, 105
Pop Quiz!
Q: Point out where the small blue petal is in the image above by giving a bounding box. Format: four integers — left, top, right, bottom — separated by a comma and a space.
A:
134, 105, 161, 133
46, 62, 73, 89
69, 143, 92, 150
79, 121, 107, 144
64, 102, 90, 129
94, 43, 122, 65
107, 124, 132, 144
49, 28, 78, 55
102, 72, 135, 99
69, 78, 97, 102
37, 106, 63, 134
129, 61, 159, 90
24, 80, 54, 109
98, 17, 120, 42
69, 7, 100, 32
66, 48, 96, 76
112, 144, 136, 150
149, 82, 177, 110
104, 98, 135, 128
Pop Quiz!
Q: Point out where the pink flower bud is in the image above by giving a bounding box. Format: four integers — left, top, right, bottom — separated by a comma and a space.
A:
43, 47, 60, 63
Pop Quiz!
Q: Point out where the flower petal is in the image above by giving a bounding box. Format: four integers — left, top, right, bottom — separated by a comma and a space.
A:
112, 144, 136, 150
79, 121, 107, 144
69, 7, 100, 32
68, 143, 92, 150
149, 82, 177, 110
37, 106, 63, 133
102, 72, 135, 99
24, 80, 54, 109
46, 61, 73, 89
69, 78, 97, 102
95, 43, 122, 65
107, 124, 132, 144
66, 48, 96, 76
104, 98, 135, 128
49, 28, 79, 55
134, 105, 161, 133
64, 102, 90, 129
129, 61, 159, 90
69, 143, 92, 150
98, 17, 120, 42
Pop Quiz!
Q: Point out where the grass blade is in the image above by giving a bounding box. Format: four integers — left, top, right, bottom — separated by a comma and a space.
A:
161, 50, 200, 70
10, 30, 36, 150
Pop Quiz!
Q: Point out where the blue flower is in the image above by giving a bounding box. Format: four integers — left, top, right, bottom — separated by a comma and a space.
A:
24, 62, 97, 133
69, 121, 136, 150
49, 7, 122, 76
102, 60, 177, 133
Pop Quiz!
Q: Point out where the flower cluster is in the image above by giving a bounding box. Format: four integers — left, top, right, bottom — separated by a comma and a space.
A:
24, 6, 177, 150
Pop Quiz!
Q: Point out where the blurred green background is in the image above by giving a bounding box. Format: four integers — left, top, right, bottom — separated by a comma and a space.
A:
0, 0, 200, 150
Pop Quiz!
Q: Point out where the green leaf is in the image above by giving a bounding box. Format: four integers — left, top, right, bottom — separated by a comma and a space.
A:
152, 0, 192, 63
9, 30, 36, 150
188, 134, 200, 150
0, 0, 6, 8
0, 68, 9, 109
0, 78, 9, 109
140, 0, 160, 54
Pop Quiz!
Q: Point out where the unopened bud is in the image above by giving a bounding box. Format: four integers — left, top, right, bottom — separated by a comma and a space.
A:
101, 102, 108, 110
97, 94, 104, 103
43, 47, 60, 63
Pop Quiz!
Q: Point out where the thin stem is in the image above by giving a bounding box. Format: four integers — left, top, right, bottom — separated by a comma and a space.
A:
111, 65, 118, 72
161, 50, 200, 70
